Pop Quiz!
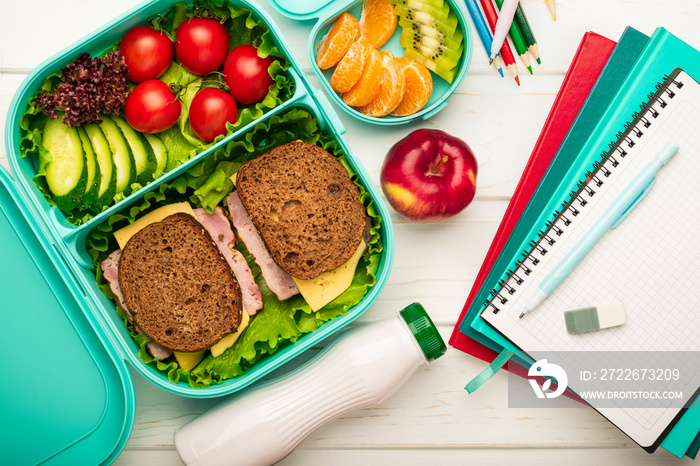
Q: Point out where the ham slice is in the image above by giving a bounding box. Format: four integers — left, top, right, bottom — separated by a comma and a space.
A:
146, 341, 173, 361
226, 191, 300, 301
135, 326, 173, 361
101, 250, 172, 360
101, 249, 133, 321
194, 207, 263, 315
194, 206, 237, 251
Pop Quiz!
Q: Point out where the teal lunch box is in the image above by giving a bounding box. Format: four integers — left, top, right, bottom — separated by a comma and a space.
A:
1, 1, 394, 464
267, 0, 473, 125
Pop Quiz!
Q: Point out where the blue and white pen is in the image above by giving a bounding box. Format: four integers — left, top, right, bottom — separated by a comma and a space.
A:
519, 141, 679, 318
490, 0, 519, 62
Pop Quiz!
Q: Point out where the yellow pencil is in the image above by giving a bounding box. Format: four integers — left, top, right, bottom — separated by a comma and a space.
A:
546, 0, 556, 20
528, 43, 540, 64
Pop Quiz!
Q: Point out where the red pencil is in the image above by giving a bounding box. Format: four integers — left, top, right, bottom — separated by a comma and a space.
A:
479, 0, 520, 85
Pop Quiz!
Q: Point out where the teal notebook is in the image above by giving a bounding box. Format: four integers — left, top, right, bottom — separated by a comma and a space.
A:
687, 430, 700, 459
471, 29, 700, 453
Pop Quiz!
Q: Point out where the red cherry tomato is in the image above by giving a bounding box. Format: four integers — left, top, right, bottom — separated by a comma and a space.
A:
119, 25, 174, 82
223, 45, 275, 104
175, 17, 230, 76
125, 80, 181, 134
189, 88, 238, 142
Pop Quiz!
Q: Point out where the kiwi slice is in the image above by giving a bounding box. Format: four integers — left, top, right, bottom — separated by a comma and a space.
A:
400, 28, 463, 62
397, 0, 446, 8
394, 4, 459, 35
398, 16, 462, 50
391, 0, 449, 21
405, 48, 458, 83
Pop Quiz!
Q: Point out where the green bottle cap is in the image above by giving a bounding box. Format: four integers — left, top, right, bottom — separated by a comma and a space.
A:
399, 303, 446, 362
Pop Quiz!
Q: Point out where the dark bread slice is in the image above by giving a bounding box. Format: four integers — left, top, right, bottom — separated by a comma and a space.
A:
236, 141, 366, 280
119, 213, 242, 352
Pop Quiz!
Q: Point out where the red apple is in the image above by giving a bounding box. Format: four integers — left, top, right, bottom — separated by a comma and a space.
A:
380, 129, 478, 223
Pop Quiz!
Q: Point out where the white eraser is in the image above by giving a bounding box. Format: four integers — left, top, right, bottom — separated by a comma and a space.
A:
596, 302, 627, 329
565, 302, 626, 334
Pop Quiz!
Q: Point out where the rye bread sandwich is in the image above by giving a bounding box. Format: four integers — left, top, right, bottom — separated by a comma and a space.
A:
118, 213, 243, 353
235, 141, 367, 281
225, 140, 371, 313
101, 203, 260, 368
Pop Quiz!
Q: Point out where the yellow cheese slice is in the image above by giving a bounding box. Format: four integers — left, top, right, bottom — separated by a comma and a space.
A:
292, 240, 366, 312
230, 173, 237, 186
210, 310, 250, 358
113, 201, 195, 249
174, 350, 206, 371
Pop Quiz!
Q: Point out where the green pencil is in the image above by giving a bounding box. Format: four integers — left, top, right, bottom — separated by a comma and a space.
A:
514, 3, 541, 64
493, 0, 533, 74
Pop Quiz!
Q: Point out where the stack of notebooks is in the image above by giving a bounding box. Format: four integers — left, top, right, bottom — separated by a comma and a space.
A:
451, 26, 700, 457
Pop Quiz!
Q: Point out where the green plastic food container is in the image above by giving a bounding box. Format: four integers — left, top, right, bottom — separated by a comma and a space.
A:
267, 0, 473, 125
1, 0, 394, 463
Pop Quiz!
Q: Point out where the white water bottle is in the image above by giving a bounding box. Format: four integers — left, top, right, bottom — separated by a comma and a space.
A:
174, 303, 446, 466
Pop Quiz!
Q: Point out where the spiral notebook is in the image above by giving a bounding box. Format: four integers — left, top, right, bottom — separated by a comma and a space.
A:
480, 68, 700, 450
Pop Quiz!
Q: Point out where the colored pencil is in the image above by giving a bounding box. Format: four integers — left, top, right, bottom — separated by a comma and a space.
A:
493, 0, 533, 74
462, 0, 504, 77
478, 0, 520, 85
513, 3, 541, 64
489, 0, 519, 62
493, 55, 504, 77
546, 0, 556, 20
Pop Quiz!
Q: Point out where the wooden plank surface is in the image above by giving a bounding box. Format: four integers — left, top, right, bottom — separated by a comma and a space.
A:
1, 0, 699, 464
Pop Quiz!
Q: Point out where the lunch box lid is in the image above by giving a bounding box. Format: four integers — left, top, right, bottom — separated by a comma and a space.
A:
266, 0, 342, 20
0, 168, 135, 465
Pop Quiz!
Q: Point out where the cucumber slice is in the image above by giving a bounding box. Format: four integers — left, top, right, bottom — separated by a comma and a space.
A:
111, 115, 156, 184
99, 116, 136, 196
144, 133, 168, 176
83, 123, 117, 211
41, 117, 87, 211
76, 126, 101, 210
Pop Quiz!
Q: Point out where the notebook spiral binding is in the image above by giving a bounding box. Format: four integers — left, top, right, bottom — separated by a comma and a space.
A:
484, 68, 686, 315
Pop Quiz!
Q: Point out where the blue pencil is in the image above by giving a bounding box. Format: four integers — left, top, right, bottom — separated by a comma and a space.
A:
463, 0, 504, 77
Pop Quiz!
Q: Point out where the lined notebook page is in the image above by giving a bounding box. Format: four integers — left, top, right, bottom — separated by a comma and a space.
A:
482, 70, 700, 448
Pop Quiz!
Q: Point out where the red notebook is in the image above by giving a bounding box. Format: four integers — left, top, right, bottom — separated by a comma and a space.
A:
449, 32, 617, 373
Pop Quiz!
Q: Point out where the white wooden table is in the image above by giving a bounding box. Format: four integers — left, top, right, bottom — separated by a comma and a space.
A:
2, 1, 699, 464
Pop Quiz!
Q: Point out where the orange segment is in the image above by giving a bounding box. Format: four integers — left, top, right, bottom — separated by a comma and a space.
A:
360, 0, 398, 49
343, 48, 383, 107
390, 57, 433, 116
316, 13, 361, 70
359, 53, 406, 117
379, 50, 394, 59
330, 36, 372, 93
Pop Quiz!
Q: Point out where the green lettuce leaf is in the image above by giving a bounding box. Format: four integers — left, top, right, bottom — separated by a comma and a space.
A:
85, 108, 384, 388
190, 108, 320, 212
